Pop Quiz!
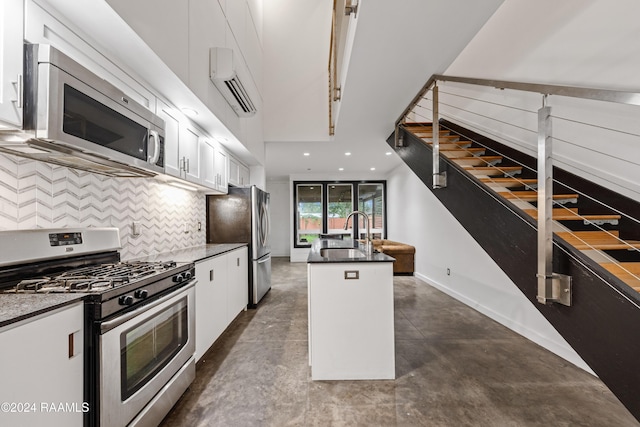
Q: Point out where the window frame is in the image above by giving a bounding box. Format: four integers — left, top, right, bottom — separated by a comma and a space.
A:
293, 180, 387, 248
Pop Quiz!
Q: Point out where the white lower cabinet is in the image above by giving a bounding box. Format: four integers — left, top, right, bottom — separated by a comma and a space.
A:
307, 262, 395, 380
195, 246, 248, 361
0, 302, 85, 427
227, 247, 248, 318
195, 254, 228, 361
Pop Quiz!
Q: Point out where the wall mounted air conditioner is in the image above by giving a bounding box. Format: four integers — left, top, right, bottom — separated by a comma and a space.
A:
209, 47, 257, 117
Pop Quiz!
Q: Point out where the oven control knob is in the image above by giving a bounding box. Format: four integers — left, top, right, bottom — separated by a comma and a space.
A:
119, 295, 134, 306
134, 289, 149, 299
173, 274, 184, 283
183, 271, 192, 280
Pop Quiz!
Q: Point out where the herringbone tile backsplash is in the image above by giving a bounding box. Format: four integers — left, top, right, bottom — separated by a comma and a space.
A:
0, 153, 206, 260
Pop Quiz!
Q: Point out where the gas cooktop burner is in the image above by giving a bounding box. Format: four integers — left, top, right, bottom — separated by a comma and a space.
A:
6, 260, 179, 294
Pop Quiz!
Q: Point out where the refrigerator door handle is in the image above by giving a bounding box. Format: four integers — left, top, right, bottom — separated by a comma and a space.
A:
260, 201, 269, 247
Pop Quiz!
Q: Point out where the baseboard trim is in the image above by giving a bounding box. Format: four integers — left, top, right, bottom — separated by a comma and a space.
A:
413, 271, 595, 375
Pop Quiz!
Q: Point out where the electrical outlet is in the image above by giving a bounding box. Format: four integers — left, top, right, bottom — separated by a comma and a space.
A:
183, 223, 189, 234
446, 268, 451, 276
132, 221, 141, 237
197, 221, 202, 231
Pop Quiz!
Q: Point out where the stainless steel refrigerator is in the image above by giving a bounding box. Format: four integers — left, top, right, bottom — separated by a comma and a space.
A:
206, 185, 271, 307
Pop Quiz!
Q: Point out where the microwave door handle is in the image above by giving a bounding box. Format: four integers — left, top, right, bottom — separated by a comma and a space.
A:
148, 130, 161, 164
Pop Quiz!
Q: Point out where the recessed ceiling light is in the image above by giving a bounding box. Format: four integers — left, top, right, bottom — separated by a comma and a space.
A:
345, 152, 351, 156
385, 152, 392, 155
338, 167, 344, 171
303, 152, 310, 156
370, 167, 376, 171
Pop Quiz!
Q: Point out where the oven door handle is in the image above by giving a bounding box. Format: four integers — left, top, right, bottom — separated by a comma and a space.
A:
100, 281, 196, 334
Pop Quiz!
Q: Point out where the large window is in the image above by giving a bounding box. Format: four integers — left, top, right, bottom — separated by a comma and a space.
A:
296, 184, 323, 245
328, 184, 353, 238
294, 181, 386, 247
358, 183, 385, 240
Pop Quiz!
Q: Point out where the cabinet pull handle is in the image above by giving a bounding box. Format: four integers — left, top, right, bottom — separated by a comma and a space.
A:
68, 332, 74, 358
179, 157, 185, 172
186, 158, 190, 173
15, 74, 23, 108
237, 257, 240, 267
210, 269, 214, 281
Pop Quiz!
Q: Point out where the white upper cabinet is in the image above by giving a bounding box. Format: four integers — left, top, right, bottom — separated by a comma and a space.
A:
158, 99, 201, 184
200, 137, 228, 194
0, 0, 24, 128
213, 146, 228, 193
200, 138, 217, 190
157, 100, 181, 178
106, 0, 189, 83
229, 156, 250, 187
239, 162, 250, 187
179, 123, 201, 183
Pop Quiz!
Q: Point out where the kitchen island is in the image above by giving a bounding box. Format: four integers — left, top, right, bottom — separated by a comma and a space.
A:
307, 238, 396, 380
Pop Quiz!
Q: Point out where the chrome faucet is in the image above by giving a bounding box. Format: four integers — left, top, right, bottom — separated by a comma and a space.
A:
344, 211, 372, 255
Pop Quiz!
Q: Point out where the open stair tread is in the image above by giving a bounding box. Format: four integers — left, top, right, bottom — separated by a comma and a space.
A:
499, 191, 578, 201
422, 142, 472, 150
452, 156, 503, 166
556, 230, 640, 250
463, 166, 523, 176
442, 148, 486, 158
523, 208, 621, 221
480, 178, 537, 188
421, 135, 462, 141
599, 262, 640, 291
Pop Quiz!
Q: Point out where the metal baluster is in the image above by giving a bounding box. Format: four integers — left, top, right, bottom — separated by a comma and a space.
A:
536, 95, 571, 306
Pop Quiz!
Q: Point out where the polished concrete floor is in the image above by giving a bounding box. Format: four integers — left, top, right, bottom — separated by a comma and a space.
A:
161, 258, 639, 426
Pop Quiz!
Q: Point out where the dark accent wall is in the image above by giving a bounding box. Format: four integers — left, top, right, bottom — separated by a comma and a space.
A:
388, 126, 640, 422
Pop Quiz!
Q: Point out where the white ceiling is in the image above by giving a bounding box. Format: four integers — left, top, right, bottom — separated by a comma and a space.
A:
263, 0, 505, 181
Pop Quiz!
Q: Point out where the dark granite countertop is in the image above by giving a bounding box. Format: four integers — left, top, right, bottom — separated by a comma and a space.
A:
132, 243, 247, 264
307, 238, 395, 263
0, 243, 247, 329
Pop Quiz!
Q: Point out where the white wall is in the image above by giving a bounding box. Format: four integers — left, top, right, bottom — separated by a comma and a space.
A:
262, 0, 332, 142
386, 162, 592, 373
266, 180, 290, 257
439, 0, 640, 202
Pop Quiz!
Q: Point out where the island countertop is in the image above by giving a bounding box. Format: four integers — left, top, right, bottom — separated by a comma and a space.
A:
306, 238, 395, 263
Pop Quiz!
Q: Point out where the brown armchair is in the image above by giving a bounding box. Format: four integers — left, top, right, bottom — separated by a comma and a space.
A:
371, 239, 415, 275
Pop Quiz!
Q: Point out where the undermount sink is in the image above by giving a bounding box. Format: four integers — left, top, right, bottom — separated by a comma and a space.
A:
319, 248, 366, 259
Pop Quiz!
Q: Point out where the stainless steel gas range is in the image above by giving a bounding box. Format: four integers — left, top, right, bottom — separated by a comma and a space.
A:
0, 228, 196, 427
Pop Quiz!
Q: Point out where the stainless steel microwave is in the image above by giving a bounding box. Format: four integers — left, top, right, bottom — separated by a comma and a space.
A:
0, 44, 165, 177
